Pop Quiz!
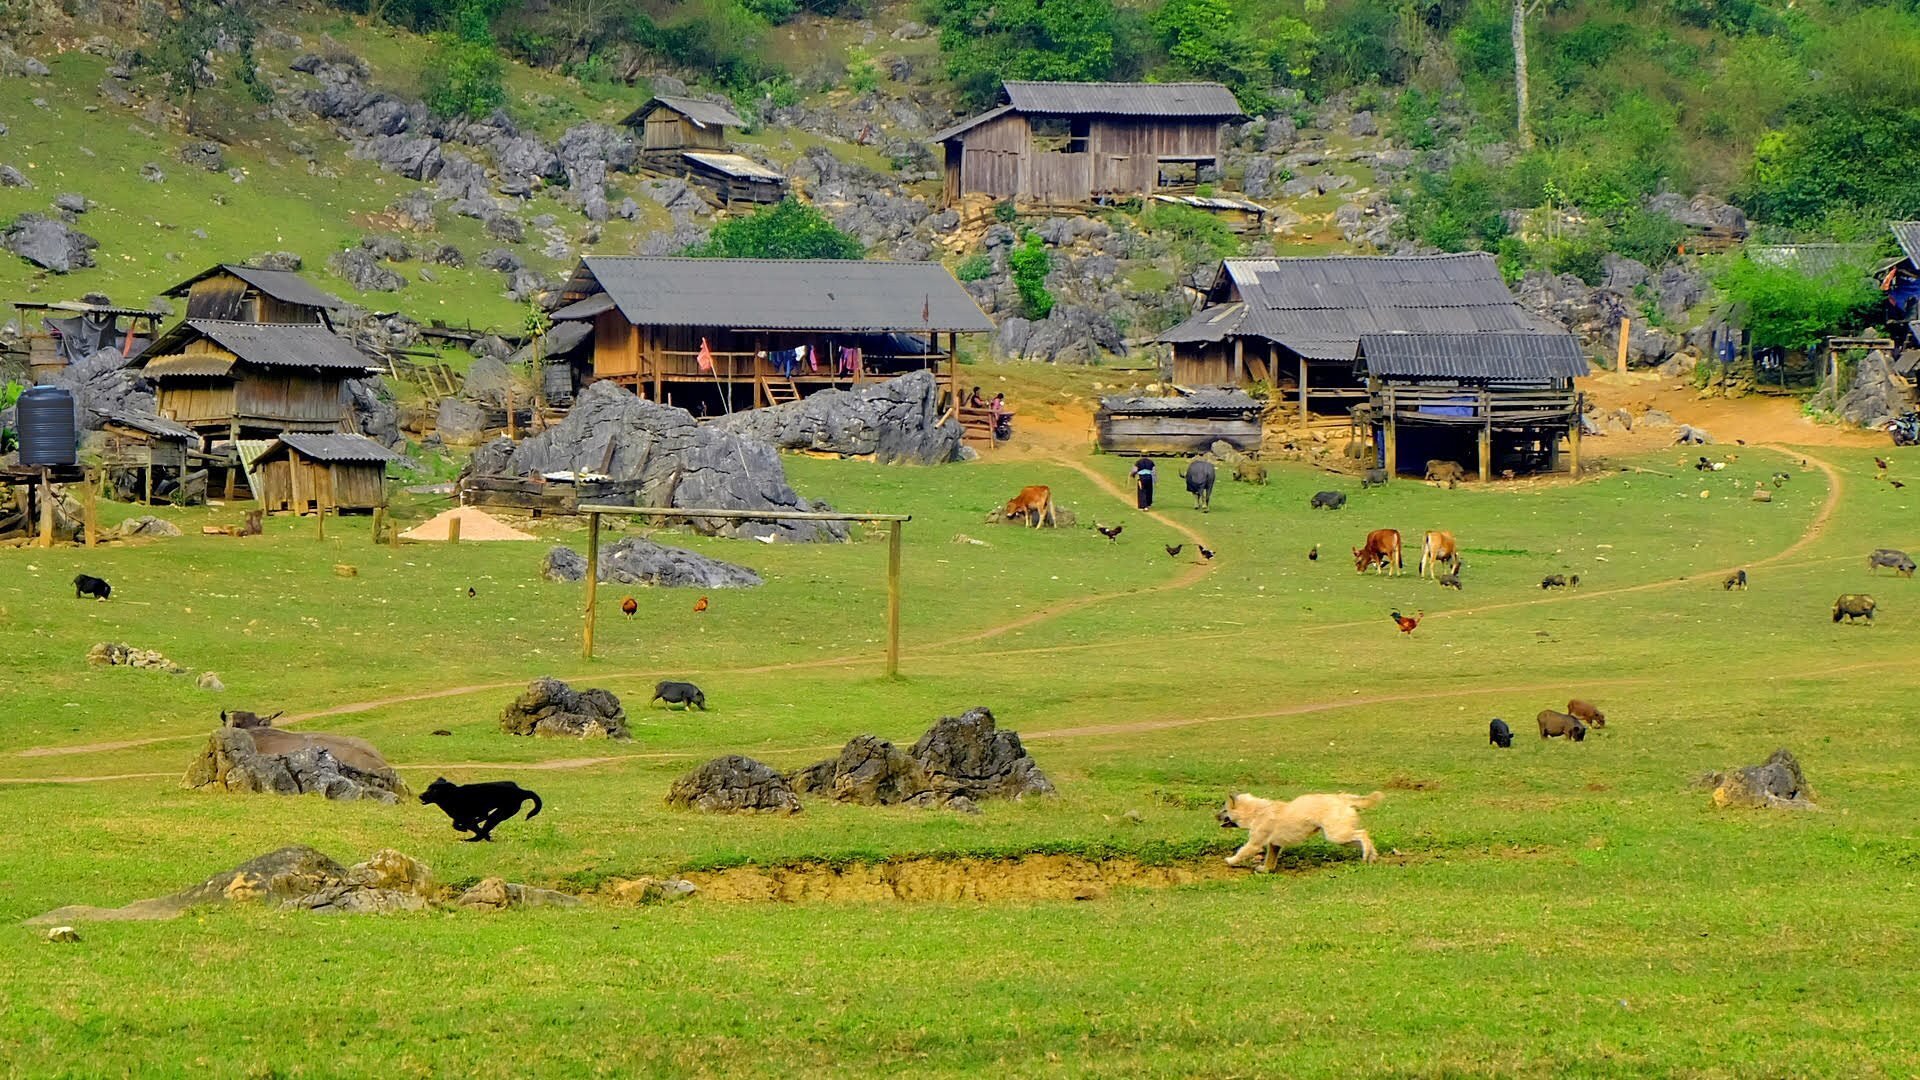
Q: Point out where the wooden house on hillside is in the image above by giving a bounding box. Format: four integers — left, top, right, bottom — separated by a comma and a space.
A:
248, 432, 397, 515
1157, 254, 1559, 427
931, 81, 1245, 206
131, 319, 374, 441
620, 95, 788, 207
162, 264, 346, 326
552, 256, 993, 414
1355, 331, 1590, 482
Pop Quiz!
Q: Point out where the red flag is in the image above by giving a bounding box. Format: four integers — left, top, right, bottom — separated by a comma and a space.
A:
697, 337, 715, 372
922, 293, 931, 325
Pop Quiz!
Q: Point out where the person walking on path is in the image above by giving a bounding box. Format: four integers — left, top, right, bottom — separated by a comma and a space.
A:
1130, 457, 1157, 510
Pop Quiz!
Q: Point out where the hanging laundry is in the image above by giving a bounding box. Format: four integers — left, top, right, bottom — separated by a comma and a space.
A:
697, 338, 715, 372
807, 344, 820, 373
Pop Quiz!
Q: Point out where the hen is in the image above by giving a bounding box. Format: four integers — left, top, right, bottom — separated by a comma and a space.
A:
692, 596, 709, 613
1097, 525, 1123, 541
621, 596, 638, 619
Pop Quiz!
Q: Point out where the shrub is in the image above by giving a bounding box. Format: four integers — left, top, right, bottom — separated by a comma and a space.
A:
683, 198, 864, 260
955, 253, 994, 282
845, 46, 880, 94
938, 0, 1122, 110
424, 0, 506, 119
1139, 201, 1241, 265
1711, 252, 1882, 353
992, 200, 1019, 224
1008, 233, 1055, 319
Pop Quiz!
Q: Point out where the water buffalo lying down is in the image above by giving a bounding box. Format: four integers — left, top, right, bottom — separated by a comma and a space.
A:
1310, 490, 1347, 510
1832, 594, 1877, 624
1536, 710, 1587, 741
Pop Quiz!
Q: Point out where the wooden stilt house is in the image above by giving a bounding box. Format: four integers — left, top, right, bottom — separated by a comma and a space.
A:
620, 95, 789, 206
161, 264, 345, 326
130, 320, 375, 441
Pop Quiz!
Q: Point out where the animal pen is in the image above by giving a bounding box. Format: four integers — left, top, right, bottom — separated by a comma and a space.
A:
1354, 332, 1589, 482
576, 506, 911, 675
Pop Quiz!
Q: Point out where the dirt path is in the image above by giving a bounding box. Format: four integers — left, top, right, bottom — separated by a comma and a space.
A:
0, 448, 1845, 774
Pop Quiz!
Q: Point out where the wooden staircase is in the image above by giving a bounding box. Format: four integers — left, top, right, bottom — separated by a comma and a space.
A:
764, 377, 801, 406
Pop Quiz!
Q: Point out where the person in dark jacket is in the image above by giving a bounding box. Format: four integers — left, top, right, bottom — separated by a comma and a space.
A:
1130, 457, 1156, 510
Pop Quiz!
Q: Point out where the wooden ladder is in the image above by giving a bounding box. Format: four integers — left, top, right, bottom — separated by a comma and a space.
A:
764, 377, 801, 406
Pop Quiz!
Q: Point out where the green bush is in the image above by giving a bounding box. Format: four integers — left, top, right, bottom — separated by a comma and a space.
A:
1711, 252, 1882, 353
845, 46, 880, 94
1397, 161, 1507, 253
1008, 233, 1055, 320
955, 253, 994, 282
1609, 207, 1687, 269
424, 0, 507, 118
937, 0, 1124, 109
684, 198, 865, 260
992, 200, 1019, 224
1139, 201, 1241, 264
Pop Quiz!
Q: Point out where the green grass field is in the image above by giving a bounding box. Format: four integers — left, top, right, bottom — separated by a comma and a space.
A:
6, 442, 1920, 1076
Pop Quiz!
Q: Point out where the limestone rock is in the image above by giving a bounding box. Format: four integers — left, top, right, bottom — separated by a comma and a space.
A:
196, 672, 225, 693
116, 515, 183, 538
182, 727, 410, 803
710, 370, 963, 465
457, 876, 582, 910
790, 707, 1055, 809
541, 545, 587, 583
45, 926, 80, 943
498, 676, 631, 740
609, 877, 698, 904
348, 848, 434, 895
285, 885, 429, 913
5, 212, 98, 272
667, 755, 803, 814
1697, 748, 1816, 810
1808, 350, 1912, 429
328, 248, 406, 292
595, 536, 763, 590
461, 354, 513, 406
29, 845, 351, 925
87, 641, 184, 673
435, 397, 490, 446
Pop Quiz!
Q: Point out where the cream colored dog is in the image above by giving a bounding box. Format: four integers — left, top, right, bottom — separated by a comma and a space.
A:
1217, 790, 1383, 870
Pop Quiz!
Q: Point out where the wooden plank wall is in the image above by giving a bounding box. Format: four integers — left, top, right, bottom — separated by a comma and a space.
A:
157, 378, 236, 425
1173, 345, 1232, 386
957, 112, 1028, 199
329, 464, 385, 509
235, 370, 348, 424
952, 114, 1224, 201
185, 275, 248, 320
644, 113, 726, 151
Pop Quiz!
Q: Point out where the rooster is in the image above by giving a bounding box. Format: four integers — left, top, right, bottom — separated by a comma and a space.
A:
1308, 544, 1319, 562
1096, 525, 1123, 541
692, 596, 709, 613
1198, 545, 1215, 561
1877, 456, 1892, 471
1390, 610, 1423, 635
1165, 544, 1183, 558
620, 596, 638, 619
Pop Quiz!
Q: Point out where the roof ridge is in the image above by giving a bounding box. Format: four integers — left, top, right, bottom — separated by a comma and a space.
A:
1004, 79, 1231, 87
585, 255, 947, 267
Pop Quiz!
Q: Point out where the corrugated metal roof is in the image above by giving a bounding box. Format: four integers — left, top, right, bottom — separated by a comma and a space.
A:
142, 319, 375, 372
1890, 222, 1920, 268
262, 432, 399, 463
931, 104, 1015, 144
143, 353, 237, 377
1356, 332, 1590, 381
1098, 388, 1261, 415
683, 151, 786, 182
1002, 81, 1242, 118
162, 264, 345, 310
620, 94, 747, 130
97, 410, 196, 440
1157, 301, 1247, 344
1158, 254, 1555, 360
551, 293, 615, 321
1746, 243, 1874, 279
576, 257, 995, 333
1151, 193, 1266, 214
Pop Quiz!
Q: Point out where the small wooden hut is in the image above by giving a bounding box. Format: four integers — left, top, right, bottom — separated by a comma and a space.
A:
620, 95, 788, 206
10, 300, 166, 384
249, 433, 397, 515
1356, 331, 1590, 482
161, 264, 345, 326
131, 319, 375, 440
932, 81, 1245, 206
85, 410, 197, 504
1096, 389, 1263, 454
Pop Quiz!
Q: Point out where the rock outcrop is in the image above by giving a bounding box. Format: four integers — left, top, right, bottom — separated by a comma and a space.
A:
1807, 350, 1913, 429
29, 847, 440, 924
115, 515, 182, 538
456, 877, 583, 910
498, 676, 631, 740
541, 538, 763, 588
710, 370, 963, 465
4, 212, 97, 272
666, 755, 803, 814
1697, 748, 1817, 810
789, 707, 1056, 811
182, 727, 411, 803
472, 381, 847, 542
87, 641, 184, 673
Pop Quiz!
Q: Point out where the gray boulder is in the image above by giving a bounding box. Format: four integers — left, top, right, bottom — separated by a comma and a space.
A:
457, 877, 582, 910
435, 397, 490, 446
0, 164, 29, 187
1348, 110, 1377, 136
344, 378, 402, 449
667, 755, 802, 814
53, 192, 88, 214
485, 381, 848, 542
595, 536, 764, 589
788, 734, 933, 806
478, 247, 522, 272
499, 676, 630, 740
1809, 349, 1912, 429
116, 515, 182, 538
5, 212, 98, 272
462, 354, 513, 406
541, 545, 588, 582
252, 251, 302, 271
1601, 253, 1650, 292
1698, 748, 1816, 810
711, 370, 963, 464
994, 305, 1124, 363
182, 727, 410, 803
790, 706, 1054, 809
327, 249, 406, 292
178, 141, 223, 171
390, 189, 436, 230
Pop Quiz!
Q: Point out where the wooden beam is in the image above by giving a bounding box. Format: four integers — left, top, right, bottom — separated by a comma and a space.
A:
1616, 317, 1630, 374
886, 519, 902, 677
37, 467, 53, 548
1299, 357, 1309, 426
83, 473, 97, 548
578, 505, 911, 522
582, 510, 601, 660
1232, 338, 1244, 386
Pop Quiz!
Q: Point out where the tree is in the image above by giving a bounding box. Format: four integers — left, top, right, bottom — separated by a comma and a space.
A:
1712, 253, 1882, 353
1511, 0, 1544, 149
424, 0, 507, 118
683, 199, 864, 260
1007, 232, 1054, 320
937, 0, 1122, 109
138, 0, 270, 130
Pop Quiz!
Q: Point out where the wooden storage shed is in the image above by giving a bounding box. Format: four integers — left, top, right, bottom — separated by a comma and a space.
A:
932, 81, 1245, 206
1096, 389, 1263, 454
86, 410, 197, 504
161, 264, 345, 326
131, 319, 375, 440
620, 95, 789, 206
10, 300, 165, 385
249, 433, 397, 515
622, 94, 745, 152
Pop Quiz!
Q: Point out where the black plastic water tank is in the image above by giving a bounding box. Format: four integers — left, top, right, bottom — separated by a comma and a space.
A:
16, 385, 78, 466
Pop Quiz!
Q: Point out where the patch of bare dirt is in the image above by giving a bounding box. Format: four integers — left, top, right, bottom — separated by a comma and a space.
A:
669, 852, 1246, 903
1580, 371, 1883, 451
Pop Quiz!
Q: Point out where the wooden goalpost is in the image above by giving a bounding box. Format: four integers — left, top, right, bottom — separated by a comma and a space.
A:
576, 505, 912, 674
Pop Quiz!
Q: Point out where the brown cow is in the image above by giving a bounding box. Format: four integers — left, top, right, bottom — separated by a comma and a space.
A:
1419, 530, 1459, 579
1567, 699, 1606, 728
1002, 485, 1056, 528
1353, 529, 1403, 575
1536, 710, 1587, 741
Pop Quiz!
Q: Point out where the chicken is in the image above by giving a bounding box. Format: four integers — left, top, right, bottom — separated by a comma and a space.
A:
1097, 525, 1123, 541
1198, 545, 1215, 561
1735, 438, 1746, 445
1390, 610, 1423, 635
620, 596, 638, 619
1894, 480, 1908, 490
1164, 544, 1183, 558
1308, 544, 1319, 562
692, 596, 709, 613
467, 586, 477, 599
1877, 456, 1892, 471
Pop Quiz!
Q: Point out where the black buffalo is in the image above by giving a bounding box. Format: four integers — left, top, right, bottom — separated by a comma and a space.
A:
1309, 490, 1347, 510
651, 680, 707, 710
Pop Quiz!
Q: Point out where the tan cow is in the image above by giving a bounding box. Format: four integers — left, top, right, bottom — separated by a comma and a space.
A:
1002, 485, 1056, 528
1353, 528, 1403, 575
1425, 460, 1467, 488
1419, 530, 1460, 579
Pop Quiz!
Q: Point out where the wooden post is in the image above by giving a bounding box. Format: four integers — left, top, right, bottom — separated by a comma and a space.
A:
1569, 403, 1582, 477
886, 519, 902, 677
1616, 317, 1630, 374
1383, 399, 1397, 479
372, 506, 387, 546
447, 515, 461, 544
506, 385, 516, 440
1232, 338, 1244, 386
316, 503, 326, 540
83, 473, 97, 548
143, 463, 153, 506
582, 510, 601, 660
1298, 357, 1309, 426
37, 467, 54, 548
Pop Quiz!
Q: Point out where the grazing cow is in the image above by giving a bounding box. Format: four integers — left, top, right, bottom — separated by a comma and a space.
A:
72, 574, 111, 601
1419, 530, 1460, 579
1868, 549, 1916, 578
1724, 570, 1748, 591
1424, 460, 1467, 488
1185, 458, 1216, 512
1310, 490, 1347, 511
1361, 468, 1388, 489
1002, 485, 1056, 528
1832, 594, 1877, 624
652, 680, 707, 710
1353, 529, 1403, 575
1566, 699, 1606, 728
1536, 710, 1588, 741
1489, 718, 1513, 748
